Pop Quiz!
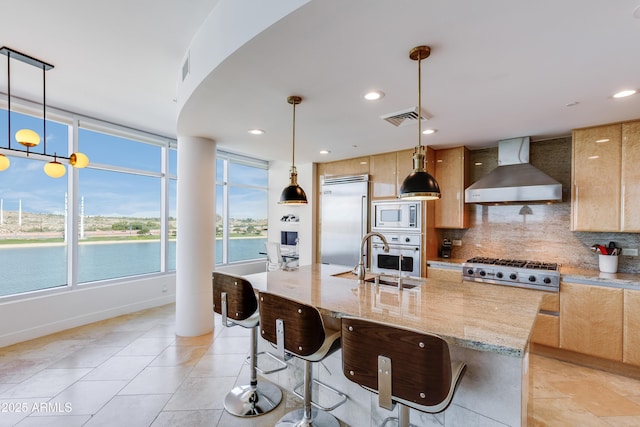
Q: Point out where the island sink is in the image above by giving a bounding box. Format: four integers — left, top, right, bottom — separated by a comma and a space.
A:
364, 274, 420, 290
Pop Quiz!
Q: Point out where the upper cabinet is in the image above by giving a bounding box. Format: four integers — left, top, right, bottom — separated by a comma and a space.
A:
317, 156, 370, 179
434, 146, 470, 229
370, 152, 398, 199
572, 120, 640, 232
621, 122, 640, 231
369, 148, 431, 200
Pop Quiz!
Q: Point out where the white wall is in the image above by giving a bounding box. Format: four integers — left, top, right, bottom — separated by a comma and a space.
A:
268, 161, 316, 266
0, 274, 176, 348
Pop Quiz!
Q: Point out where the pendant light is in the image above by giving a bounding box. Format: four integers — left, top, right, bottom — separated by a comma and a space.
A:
398, 46, 441, 200
279, 95, 308, 204
0, 46, 90, 178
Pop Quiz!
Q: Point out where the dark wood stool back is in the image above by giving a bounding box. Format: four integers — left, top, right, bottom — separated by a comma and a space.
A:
342, 317, 458, 411
258, 291, 325, 358
212, 271, 258, 322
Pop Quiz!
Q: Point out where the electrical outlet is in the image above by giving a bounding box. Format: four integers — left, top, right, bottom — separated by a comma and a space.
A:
452, 239, 462, 246
621, 248, 638, 256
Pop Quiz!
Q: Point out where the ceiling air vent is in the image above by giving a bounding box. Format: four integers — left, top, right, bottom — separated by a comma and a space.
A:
181, 51, 190, 82
380, 106, 432, 127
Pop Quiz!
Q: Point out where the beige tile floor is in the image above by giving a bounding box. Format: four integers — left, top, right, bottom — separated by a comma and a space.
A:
1, 303, 640, 427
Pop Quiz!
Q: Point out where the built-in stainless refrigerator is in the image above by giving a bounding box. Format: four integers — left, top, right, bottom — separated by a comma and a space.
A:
320, 175, 369, 267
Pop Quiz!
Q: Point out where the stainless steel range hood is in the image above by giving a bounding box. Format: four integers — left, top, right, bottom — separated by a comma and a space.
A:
464, 137, 562, 204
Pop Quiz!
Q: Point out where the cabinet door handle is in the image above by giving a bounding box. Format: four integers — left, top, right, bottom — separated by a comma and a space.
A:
621, 184, 625, 231
574, 185, 579, 227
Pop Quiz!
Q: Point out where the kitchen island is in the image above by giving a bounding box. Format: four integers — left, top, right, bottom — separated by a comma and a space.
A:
245, 264, 543, 426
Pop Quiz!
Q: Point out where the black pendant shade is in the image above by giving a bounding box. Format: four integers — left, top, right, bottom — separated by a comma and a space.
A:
280, 182, 308, 204
399, 170, 440, 200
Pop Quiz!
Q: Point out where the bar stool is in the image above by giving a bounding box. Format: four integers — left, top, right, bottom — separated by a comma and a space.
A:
258, 291, 346, 427
212, 272, 285, 417
341, 317, 466, 427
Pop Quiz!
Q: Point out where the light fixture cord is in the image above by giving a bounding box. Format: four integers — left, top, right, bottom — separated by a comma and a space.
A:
42, 63, 46, 155
7, 50, 10, 149
417, 52, 422, 151
291, 101, 296, 169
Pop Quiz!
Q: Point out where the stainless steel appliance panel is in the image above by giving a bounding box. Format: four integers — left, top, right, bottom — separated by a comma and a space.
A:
372, 200, 420, 231
371, 232, 421, 276
320, 175, 369, 267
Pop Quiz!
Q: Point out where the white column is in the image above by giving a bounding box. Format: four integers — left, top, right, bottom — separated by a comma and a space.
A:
175, 136, 216, 336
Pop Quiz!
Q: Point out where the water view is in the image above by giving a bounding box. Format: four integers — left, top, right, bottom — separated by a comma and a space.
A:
0, 238, 267, 297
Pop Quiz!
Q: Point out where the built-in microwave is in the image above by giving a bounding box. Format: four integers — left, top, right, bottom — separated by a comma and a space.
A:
372, 200, 421, 231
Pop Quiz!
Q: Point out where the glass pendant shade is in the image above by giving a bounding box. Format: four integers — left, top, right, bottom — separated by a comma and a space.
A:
280, 167, 308, 204
16, 129, 40, 147
0, 154, 9, 171
44, 160, 66, 178
70, 152, 89, 168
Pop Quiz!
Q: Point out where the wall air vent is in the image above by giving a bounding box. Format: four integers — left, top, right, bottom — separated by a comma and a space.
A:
380, 106, 432, 127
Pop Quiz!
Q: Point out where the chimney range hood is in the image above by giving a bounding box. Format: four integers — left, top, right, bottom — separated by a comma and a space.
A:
464, 137, 562, 205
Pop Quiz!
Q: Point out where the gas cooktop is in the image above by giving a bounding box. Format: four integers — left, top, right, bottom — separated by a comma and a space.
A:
462, 257, 560, 291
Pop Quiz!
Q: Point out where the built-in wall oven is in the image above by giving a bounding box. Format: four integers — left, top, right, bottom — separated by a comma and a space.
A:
371, 232, 421, 277
371, 201, 422, 276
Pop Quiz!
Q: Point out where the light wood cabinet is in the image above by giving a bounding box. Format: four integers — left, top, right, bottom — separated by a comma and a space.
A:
396, 148, 416, 192
572, 120, 640, 232
426, 266, 461, 282
317, 156, 370, 179
624, 289, 640, 366
370, 148, 420, 199
559, 281, 623, 361
434, 146, 470, 229
621, 122, 640, 231
370, 152, 398, 199
531, 292, 560, 348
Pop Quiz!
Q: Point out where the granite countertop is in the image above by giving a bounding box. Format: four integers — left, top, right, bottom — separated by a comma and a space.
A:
245, 263, 542, 358
427, 258, 640, 289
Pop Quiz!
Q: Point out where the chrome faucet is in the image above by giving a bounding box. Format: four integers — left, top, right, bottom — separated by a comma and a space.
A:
355, 232, 389, 280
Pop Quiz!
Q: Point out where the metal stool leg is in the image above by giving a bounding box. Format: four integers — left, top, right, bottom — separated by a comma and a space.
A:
224, 326, 283, 417
276, 360, 339, 427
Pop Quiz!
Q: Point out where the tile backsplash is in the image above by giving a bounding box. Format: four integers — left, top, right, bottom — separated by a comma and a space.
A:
441, 137, 640, 273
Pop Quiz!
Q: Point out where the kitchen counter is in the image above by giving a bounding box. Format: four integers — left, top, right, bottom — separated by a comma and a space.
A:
245, 263, 538, 426
247, 263, 541, 357
427, 258, 640, 289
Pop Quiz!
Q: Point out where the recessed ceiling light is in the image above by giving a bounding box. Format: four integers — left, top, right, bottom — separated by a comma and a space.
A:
248, 129, 265, 135
474, 162, 483, 166
422, 129, 436, 135
319, 150, 330, 154
612, 89, 637, 98
363, 90, 385, 101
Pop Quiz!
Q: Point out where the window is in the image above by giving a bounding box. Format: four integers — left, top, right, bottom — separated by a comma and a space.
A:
0, 106, 175, 298
77, 127, 163, 283
0, 112, 69, 296
215, 152, 268, 265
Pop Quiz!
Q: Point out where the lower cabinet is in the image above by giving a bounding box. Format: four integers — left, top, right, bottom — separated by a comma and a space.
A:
624, 289, 640, 366
426, 266, 462, 282
559, 282, 623, 361
531, 292, 560, 348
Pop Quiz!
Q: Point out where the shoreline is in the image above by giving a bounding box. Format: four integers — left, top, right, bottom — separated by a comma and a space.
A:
0, 235, 266, 249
